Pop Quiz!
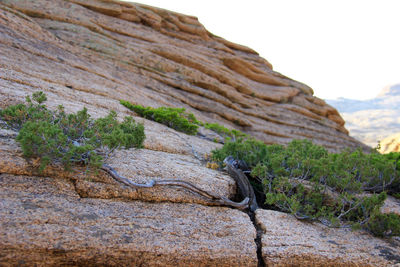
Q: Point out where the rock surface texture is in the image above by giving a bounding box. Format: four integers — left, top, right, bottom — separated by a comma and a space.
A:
0, 0, 367, 152
0, 0, 396, 266
256, 210, 400, 267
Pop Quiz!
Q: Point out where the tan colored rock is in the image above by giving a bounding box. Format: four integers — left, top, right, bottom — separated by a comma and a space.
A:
256, 209, 400, 266
381, 196, 400, 216
223, 57, 288, 86
0, 173, 257, 266
0, 0, 368, 152
69, 0, 123, 16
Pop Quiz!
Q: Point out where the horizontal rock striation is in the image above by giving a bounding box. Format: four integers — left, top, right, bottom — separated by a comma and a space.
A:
0, 0, 367, 152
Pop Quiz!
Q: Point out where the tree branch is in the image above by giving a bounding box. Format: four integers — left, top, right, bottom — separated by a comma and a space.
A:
101, 162, 251, 210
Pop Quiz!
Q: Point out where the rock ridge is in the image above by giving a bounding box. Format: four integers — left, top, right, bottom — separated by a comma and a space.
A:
0, 0, 368, 152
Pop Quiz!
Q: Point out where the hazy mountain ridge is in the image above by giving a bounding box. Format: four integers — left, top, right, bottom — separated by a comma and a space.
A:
327, 84, 400, 147
380, 132, 400, 153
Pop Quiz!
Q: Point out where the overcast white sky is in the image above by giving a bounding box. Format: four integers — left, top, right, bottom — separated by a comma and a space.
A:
126, 1, 399, 100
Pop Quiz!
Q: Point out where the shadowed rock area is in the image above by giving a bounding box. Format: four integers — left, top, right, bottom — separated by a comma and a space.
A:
1, 0, 396, 266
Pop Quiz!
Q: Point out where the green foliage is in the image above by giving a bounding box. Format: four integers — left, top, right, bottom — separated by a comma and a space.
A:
120, 100, 198, 135
120, 100, 249, 142
367, 212, 400, 237
1, 92, 145, 172
212, 138, 400, 236
0, 91, 50, 129
204, 122, 247, 141
212, 137, 270, 167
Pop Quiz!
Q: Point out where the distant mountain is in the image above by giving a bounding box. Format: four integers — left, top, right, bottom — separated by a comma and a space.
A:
379, 132, 400, 154
326, 83, 400, 148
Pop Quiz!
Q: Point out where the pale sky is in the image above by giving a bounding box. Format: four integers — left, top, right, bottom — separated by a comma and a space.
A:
126, 1, 400, 100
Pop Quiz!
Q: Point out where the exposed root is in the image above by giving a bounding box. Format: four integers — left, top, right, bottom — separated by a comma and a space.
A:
101, 163, 250, 210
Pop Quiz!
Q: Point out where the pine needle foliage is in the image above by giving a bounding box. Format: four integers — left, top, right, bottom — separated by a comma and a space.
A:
204, 122, 248, 141
120, 100, 248, 141
1, 92, 145, 172
212, 138, 400, 237
120, 100, 198, 135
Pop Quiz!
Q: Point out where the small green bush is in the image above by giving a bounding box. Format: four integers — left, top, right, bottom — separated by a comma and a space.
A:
120, 100, 198, 135
120, 100, 248, 141
212, 138, 400, 237
367, 212, 400, 237
1, 92, 145, 171
204, 122, 247, 141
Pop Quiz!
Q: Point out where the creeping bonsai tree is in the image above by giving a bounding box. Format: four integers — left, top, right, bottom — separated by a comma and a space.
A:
1, 91, 145, 172
211, 138, 400, 237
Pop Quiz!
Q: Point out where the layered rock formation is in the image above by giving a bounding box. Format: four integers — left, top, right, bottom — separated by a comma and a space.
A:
0, 0, 367, 152
0, 0, 397, 266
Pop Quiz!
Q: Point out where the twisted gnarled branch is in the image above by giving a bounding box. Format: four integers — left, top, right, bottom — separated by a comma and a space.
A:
101, 162, 252, 210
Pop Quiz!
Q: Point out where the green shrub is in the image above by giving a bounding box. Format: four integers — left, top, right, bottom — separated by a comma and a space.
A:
212, 138, 400, 236
1, 92, 145, 172
0, 91, 50, 128
204, 122, 247, 141
120, 100, 198, 135
120, 100, 249, 142
367, 212, 400, 237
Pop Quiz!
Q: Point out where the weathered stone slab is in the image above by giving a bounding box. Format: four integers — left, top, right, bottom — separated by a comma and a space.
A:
0, 173, 257, 266
256, 209, 400, 266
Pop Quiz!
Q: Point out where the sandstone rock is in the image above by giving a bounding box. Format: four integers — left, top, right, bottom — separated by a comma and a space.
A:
381, 195, 400, 216
256, 209, 400, 266
0, 173, 257, 266
0, 0, 367, 152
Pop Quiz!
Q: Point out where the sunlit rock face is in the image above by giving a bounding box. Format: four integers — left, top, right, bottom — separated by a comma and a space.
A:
327, 83, 400, 148
0, 0, 366, 152
1, 1, 395, 266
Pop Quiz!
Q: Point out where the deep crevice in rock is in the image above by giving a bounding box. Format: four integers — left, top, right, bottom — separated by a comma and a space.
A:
248, 211, 265, 267
223, 157, 265, 266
